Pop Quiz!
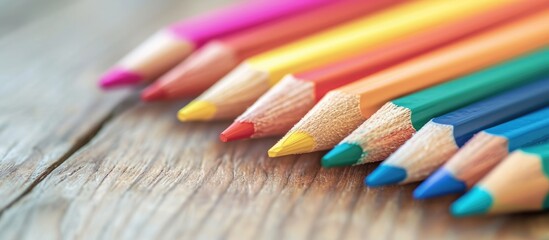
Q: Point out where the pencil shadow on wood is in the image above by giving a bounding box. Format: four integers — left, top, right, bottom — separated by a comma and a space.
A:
107, 99, 402, 198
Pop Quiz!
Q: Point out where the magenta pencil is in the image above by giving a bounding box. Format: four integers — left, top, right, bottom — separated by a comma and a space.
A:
99, 0, 330, 89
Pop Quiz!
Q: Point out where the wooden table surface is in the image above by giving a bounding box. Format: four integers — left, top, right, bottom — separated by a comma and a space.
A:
0, 0, 547, 239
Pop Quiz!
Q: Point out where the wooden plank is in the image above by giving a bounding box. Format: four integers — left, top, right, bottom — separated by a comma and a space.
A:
1, 101, 547, 239
0, 0, 232, 210
1, 0, 548, 239
0, 0, 74, 36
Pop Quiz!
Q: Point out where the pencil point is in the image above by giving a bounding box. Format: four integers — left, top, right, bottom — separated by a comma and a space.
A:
141, 84, 168, 101
365, 165, 406, 187
268, 132, 315, 157
322, 143, 364, 168
99, 68, 142, 89
414, 168, 467, 199
220, 121, 255, 142
451, 187, 493, 217
177, 101, 217, 121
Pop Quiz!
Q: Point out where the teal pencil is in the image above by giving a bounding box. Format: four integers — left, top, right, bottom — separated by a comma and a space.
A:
451, 142, 549, 216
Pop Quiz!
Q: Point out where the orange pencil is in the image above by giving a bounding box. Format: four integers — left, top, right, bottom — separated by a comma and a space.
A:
219, 1, 542, 142
141, 0, 399, 101
268, 10, 549, 157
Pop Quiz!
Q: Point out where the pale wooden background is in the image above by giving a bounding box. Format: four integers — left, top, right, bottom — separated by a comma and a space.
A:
0, 0, 547, 239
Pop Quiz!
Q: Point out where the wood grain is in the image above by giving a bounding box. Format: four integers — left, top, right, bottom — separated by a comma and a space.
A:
0, 0, 548, 239
0, 0, 71, 35
1, 100, 548, 239
0, 0, 230, 210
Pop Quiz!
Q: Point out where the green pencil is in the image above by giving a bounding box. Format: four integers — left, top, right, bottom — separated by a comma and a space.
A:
321, 48, 549, 167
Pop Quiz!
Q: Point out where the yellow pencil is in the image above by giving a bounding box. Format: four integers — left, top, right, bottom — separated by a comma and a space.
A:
177, 0, 511, 121
268, 9, 549, 157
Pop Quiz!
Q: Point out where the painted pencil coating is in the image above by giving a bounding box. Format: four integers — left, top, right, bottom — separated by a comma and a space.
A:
144, 0, 398, 101
219, 0, 399, 60
323, 49, 549, 167
270, 10, 549, 157
224, 1, 545, 141
100, 0, 330, 89
180, 0, 511, 122
167, 0, 332, 47
434, 79, 549, 147
304, 0, 546, 99
250, 0, 512, 84
486, 110, 549, 150
451, 143, 549, 216
368, 78, 549, 187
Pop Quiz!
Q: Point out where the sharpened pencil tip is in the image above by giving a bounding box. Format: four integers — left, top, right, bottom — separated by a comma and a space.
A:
177, 101, 217, 121
220, 121, 255, 142
322, 143, 364, 168
268, 132, 315, 157
141, 84, 168, 101
99, 68, 142, 89
414, 168, 467, 199
365, 164, 407, 187
451, 187, 493, 217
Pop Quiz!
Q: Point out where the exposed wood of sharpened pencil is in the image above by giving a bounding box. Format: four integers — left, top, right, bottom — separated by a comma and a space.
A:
268, 90, 364, 157
445, 132, 510, 187
328, 102, 415, 165
383, 122, 459, 182
225, 75, 316, 140
142, 42, 239, 100
178, 63, 269, 121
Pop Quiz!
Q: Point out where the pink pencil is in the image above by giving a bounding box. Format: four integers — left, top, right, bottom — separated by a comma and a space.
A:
99, 0, 329, 89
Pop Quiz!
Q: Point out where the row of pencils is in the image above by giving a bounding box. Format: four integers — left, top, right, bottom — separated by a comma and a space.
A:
99, 0, 549, 217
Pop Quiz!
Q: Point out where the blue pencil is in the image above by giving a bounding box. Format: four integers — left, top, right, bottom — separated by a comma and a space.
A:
416, 107, 549, 199
366, 77, 549, 187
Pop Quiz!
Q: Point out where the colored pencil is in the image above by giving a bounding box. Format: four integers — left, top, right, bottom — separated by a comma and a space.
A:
177, 0, 509, 121
141, 0, 399, 101
99, 0, 329, 89
322, 49, 549, 167
416, 107, 549, 199
366, 78, 549, 187
268, 10, 549, 158
451, 142, 549, 216
219, 1, 543, 142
